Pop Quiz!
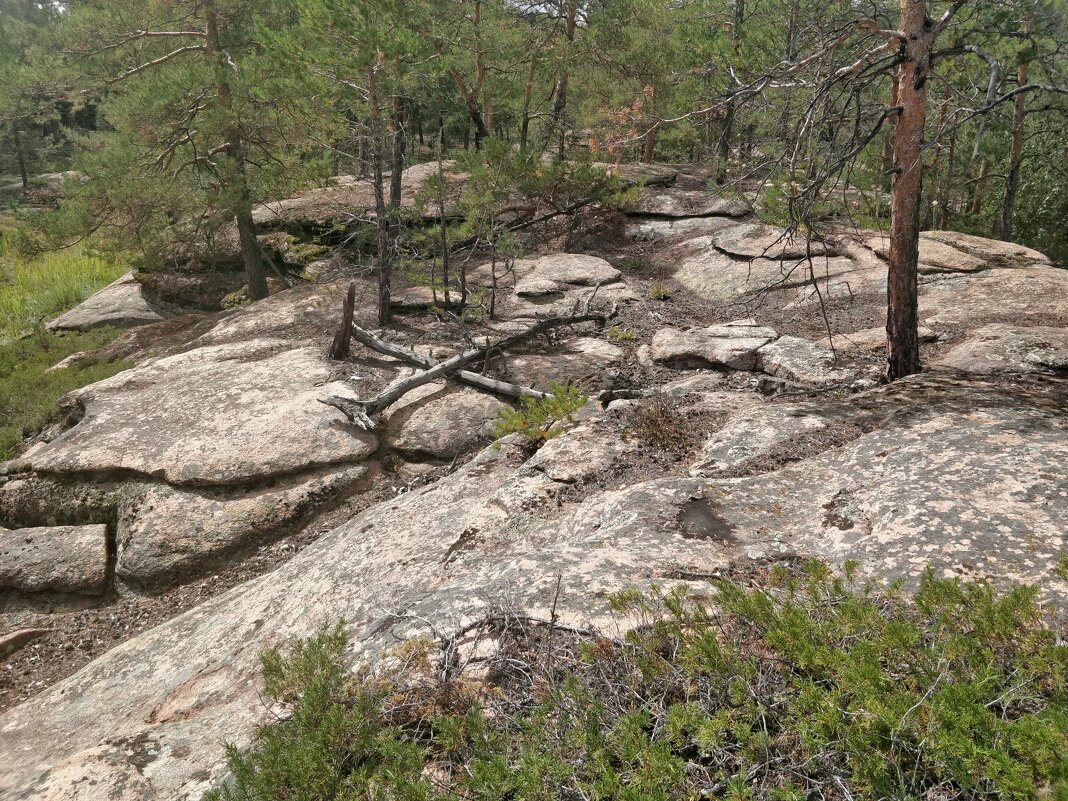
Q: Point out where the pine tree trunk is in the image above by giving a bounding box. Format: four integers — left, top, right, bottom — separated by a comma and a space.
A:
886, 0, 931, 380
12, 125, 29, 189
519, 56, 536, 148
997, 37, 1030, 241
368, 65, 391, 325
642, 126, 658, 163
970, 158, 989, 216
203, 0, 268, 301
234, 183, 269, 301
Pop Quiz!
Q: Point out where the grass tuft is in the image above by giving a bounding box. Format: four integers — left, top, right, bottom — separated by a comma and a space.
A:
0, 231, 126, 341
0, 224, 131, 458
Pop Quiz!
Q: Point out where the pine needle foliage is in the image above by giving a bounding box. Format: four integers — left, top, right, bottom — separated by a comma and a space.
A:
207, 563, 1068, 801
492, 382, 587, 447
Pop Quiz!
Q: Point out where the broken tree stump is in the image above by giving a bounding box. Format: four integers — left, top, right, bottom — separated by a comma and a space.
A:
328, 282, 357, 360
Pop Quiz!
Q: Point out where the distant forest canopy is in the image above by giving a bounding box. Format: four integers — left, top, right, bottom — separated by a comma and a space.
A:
2, 0, 1067, 267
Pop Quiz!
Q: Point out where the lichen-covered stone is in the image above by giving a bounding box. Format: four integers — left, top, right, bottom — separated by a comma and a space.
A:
711, 222, 831, 259
757, 335, 853, 384
629, 188, 748, 218
650, 322, 777, 371
0, 525, 108, 595
388, 389, 506, 460
45, 272, 163, 333
690, 408, 827, 476
674, 240, 860, 303
514, 254, 622, 297
115, 466, 371, 586
934, 325, 1068, 375
17, 339, 378, 486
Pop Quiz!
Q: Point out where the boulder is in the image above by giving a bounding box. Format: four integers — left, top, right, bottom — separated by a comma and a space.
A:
934, 325, 1068, 375
757, 335, 853, 384
710, 222, 831, 259
690, 408, 827, 476
649, 321, 777, 371
0, 525, 108, 595
922, 230, 1050, 266
45, 272, 163, 332
388, 389, 507, 460
674, 239, 861, 304
629, 188, 749, 218
192, 280, 362, 348
625, 215, 737, 241
14, 339, 378, 486
115, 466, 371, 586
865, 232, 985, 274
919, 267, 1068, 329
514, 254, 621, 297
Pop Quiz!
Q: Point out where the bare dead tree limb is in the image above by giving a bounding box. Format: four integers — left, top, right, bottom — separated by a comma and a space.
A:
325, 314, 604, 428
349, 322, 551, 401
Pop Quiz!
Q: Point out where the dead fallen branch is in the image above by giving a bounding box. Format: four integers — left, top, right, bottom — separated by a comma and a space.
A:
323, 313, 605, 428
348, 323, 551, 401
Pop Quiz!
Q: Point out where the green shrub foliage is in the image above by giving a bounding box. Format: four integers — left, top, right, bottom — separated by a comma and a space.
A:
208, 563, 1068, 801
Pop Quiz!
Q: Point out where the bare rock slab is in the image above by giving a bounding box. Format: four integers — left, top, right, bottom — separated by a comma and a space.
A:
674, 240, 861, 304
0, 442, 756, 801
650, 321, 777, 371
45, 272, 163, 332
920, 267, 1068, 329
690, 408, 827, 476
388, 389, 506, 460
1, 376, 1066, 799
625, 215, 736, 241
710, 222, 831, 259
514, 253, 621, 297
934, 325, 1068, 375
757, 335, 853, 384
922, 230, 1050, 266
0, 525, 108, 595
20, 339, 378, 486
115, 465, 371, 586
629, 187, 749, 218
865, 232, 985, 274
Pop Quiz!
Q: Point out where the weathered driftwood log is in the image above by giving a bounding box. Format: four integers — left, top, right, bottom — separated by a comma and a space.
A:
328, 282, 357, 359
323, 313, 605, 429
347, 324, 551, 402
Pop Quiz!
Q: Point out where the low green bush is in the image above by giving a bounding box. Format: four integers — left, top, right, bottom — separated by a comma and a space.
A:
207, 562, 1068, 801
